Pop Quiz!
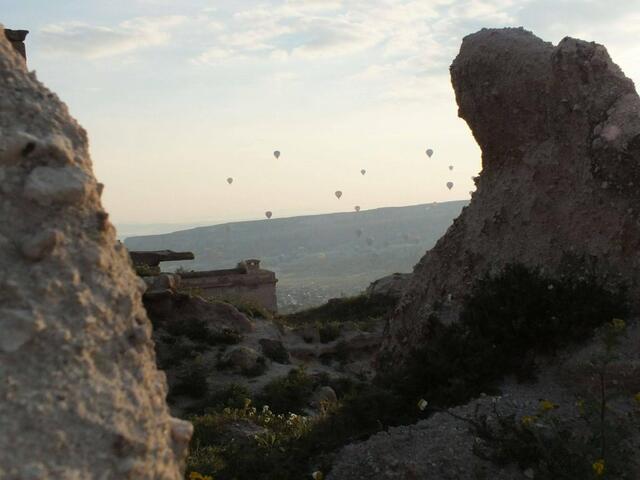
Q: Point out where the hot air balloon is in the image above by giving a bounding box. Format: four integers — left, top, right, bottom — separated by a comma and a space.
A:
426, 148, 434, 158
449, 165, 454, 171
355, 206, 361, 212
265, 211, 273, 219
356, 228, 363, 237
360, 169, 366, 175
273, 150, 280, 159
335, 190, 342, 199
366, 237, 374, 246
226, 177, 233, 185
446, 182, 454, 190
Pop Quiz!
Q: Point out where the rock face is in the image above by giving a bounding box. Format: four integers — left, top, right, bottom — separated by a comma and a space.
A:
380, 27, 640, 366
0, 27, 189, 479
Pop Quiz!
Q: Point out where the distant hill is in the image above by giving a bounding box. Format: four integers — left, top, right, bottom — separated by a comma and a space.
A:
124, 201, 468, 311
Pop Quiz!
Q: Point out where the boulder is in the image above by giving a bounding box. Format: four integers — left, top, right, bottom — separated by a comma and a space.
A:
222, 346, 264, 373
309, 386, 337, 409
365, 273, 410, 299
0, 28, 188, 479
381, 27, 640, 367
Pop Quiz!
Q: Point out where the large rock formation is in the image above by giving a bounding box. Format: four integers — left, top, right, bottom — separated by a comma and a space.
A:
0, 27, 190, 479
380, 28, 640, 365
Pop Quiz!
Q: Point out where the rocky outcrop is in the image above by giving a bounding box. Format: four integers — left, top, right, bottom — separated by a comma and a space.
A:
365, 273, 411, 299
0, 27, 189, 479
381, 28, 640, 366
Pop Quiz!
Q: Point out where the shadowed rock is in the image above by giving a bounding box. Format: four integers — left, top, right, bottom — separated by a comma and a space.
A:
129, 249, 195, 267
0, 26, 189, 478
380, 27, 640, 367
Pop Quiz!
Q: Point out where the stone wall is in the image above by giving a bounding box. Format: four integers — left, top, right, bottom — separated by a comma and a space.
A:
179, 260, 278, 312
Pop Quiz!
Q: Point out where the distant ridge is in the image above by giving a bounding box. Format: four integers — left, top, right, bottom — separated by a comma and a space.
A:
124, 200, 468, 310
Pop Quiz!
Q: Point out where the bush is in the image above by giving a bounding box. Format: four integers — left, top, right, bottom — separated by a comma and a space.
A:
257, 367, 314, 414
318, 322, 342, 343
469, 319, 639, 479
205, 384, 252, 411
386, 262, 628, 408
284, 293, 396, 326
170, 357, 209, 399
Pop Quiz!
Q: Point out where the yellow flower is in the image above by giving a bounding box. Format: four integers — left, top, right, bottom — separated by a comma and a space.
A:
520, 415, 536, 427
592, 459, 605, 476
189, 473, 212, 480
312, 471, 324, 480
417, 399, 428, 411
611, 318, 626, 331
539, 399, 559, 412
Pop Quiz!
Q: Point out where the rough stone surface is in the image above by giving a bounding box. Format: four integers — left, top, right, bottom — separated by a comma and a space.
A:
223, 346, 263, 372
331, 321, 640, 479
365, 273, 410, 299
0, 26, 188, 479
381, 27, 640, 365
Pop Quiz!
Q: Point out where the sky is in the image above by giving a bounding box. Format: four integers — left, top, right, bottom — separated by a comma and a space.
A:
3, 0, 640, 233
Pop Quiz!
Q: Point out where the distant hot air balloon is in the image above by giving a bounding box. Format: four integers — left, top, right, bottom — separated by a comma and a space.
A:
335, 190, 342, 199
360, 169, 366, 175
265, 211, 273, 219
356, 228, 363, 237
446, 181, 454, 190
355, 205, 361, 212
273, 150, 280, 159
227, 177, 233, 185
449, 165, 454, 171
426, 148, 434, 158
366, 237, 374, 246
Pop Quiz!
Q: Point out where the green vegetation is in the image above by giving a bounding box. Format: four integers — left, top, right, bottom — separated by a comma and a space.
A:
257, 367, 315, 414
386, 263, 628, 408
134, 264, 159, 276
215, 295, 274, 320
318, 321, 342, 343
284, 293, 396, 326
182, 262, 630, 479
469, 319, 639, 479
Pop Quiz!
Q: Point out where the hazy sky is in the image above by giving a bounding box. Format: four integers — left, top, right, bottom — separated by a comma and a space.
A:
4, 0, 640, 229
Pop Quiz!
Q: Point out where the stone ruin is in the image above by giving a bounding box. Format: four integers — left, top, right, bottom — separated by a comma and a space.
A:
130, 250, 279, 313
380, 27, 640, 368
0, 26, 190, 478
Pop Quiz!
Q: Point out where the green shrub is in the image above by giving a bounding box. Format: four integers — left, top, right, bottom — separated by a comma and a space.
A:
284, 293, 396, 326
257, 367, 314, 414
386, 262, 628, 408
469, 319, 639, 479
242, 356, 267, 378
205, 384, 252, 411
211, 328, 243, 345
170, 357, 209, 399
318, 321, 342, 343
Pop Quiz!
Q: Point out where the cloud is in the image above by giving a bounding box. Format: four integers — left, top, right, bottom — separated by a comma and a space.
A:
40, 15, 186, 58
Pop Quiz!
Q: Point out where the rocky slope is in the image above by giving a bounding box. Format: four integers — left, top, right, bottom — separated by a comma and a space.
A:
143, 274, 394, 417
381, 27, 640, 367
0, 27, 189, 479
330, 319, 640, 479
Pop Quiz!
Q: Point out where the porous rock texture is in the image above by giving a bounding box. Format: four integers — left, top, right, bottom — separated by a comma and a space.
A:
0, 27, 190, 479
380, 27, 640, 366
